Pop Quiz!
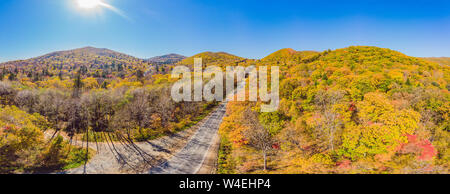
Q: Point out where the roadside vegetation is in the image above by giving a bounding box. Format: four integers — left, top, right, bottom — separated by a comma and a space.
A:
219, 46, 449, 174
1, 46, 448, 174
0, 47, 216, 173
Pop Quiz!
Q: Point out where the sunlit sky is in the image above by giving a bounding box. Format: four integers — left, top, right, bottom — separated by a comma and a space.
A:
1, 0, 450, 62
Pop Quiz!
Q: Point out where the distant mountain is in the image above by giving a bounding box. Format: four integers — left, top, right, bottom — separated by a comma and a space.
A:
262, 48, 297, 61
262, 48, 319, 63
178, 52, 245, 66
298, 46, 439, 70
422, 57, 450, 66
0, 46, 149, 70
146, 54, 186, 64
0, 47, 154, 80
221, 46, 450, 174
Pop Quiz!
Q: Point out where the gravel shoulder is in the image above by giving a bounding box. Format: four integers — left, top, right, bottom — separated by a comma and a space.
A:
196, 132, 220, 174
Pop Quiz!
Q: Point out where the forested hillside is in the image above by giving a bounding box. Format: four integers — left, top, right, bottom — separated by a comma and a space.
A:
262, 48, 319, 64
146, 54, 186, 65
0, 47, 217, 173
1, 47, 153, 81
219, 46, 449, 174
178, 51, 247, 68
1, 46, 448, 174
423, 57, 450, 66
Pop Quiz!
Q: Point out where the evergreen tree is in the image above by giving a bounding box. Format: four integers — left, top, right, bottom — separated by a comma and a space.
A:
72, 71, 83, 98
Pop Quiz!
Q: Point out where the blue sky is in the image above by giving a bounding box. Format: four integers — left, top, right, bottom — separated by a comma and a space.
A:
0, 0, 450, 62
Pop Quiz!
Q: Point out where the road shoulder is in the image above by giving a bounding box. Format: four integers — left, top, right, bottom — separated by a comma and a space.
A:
196, 133, 220, 174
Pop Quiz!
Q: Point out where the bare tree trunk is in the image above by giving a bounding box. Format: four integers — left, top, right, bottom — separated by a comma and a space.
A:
263, 152, 267, 171
84, 128, 89, 174
330, 126, 334, 151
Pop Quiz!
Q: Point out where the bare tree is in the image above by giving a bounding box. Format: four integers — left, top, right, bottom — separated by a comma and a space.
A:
151, 87, 176, 126
128, 88, 151, 132
314, 89, 345, 151
0, 81, 16, 105
111, 88, 153, 137
81, 91, 114, 132
64, 99, 88, 136
36, 89, 67, 130
242, 108, 274, 171
14, 90, 39, 113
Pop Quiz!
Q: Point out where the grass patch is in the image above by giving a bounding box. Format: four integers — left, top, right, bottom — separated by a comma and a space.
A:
217, 136, 235, 174
62, 147, 95, 170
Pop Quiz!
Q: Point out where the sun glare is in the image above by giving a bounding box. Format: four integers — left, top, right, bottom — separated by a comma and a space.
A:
77, 0, 102, 9
75, 0, 131, 21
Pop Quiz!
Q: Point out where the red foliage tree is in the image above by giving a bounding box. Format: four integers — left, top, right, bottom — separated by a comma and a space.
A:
397, 134, 438, 161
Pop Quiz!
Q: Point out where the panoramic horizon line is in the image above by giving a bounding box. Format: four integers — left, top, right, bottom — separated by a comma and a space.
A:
1, 45, 449, 64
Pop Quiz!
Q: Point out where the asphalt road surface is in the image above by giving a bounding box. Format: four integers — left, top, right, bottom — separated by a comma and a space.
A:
65, 82, 240, 174
148, 103, 227, 174
64, 102, 227, 174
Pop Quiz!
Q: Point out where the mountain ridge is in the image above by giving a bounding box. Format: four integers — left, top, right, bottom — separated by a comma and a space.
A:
261, 48, 319, 63
178, 51, 246, 66
146, 53, 186, 64
0, 46, 148, 69
2, 46, 449, 71
422, 57, 450, 66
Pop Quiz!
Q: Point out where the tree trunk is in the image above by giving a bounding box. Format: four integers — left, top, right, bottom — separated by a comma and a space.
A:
263, 152, 267, 171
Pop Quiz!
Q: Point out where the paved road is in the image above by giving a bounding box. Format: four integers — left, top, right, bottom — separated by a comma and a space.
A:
63, 82, 240, 174
63, 102, 227, 174
148, 103, 227, 174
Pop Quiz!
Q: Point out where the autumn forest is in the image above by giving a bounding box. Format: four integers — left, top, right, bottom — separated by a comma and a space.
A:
0, 46, 448, 174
